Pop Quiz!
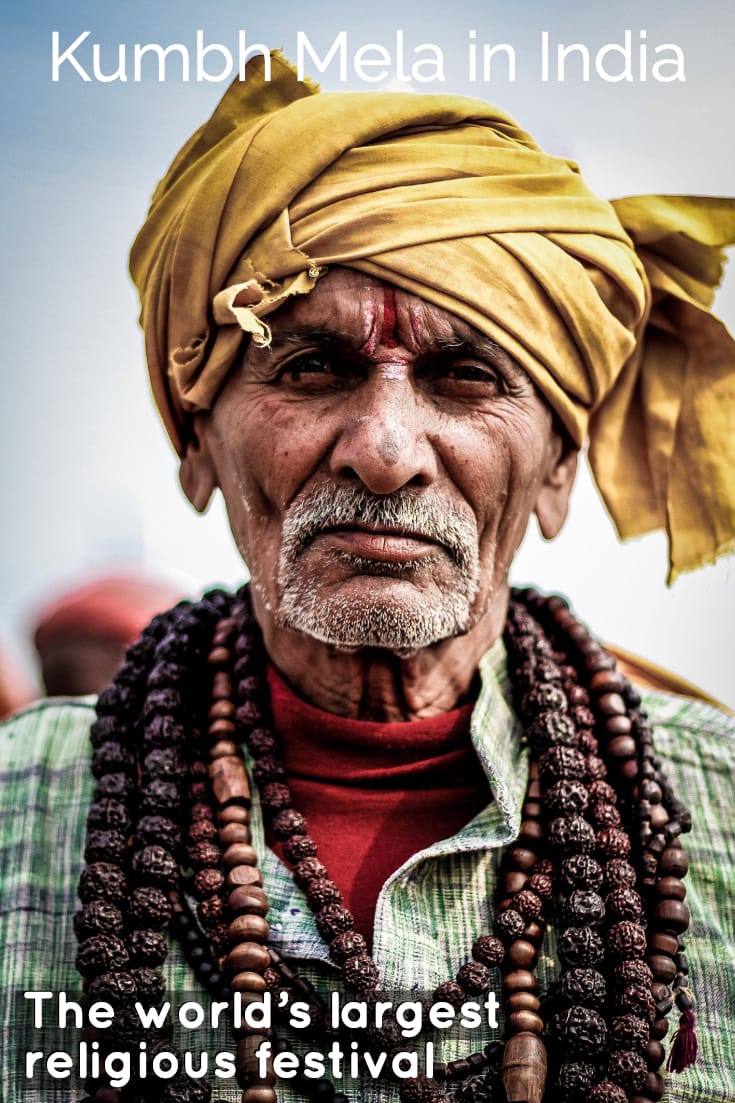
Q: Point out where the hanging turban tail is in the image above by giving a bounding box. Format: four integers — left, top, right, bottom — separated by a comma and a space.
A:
130, 53, 735, 582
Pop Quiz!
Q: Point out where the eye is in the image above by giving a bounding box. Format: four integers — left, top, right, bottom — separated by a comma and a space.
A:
445, 363, 501, 384
425, 357, 506, 398
274, 352, 342, 394
279, 353, 333, 382
274, 348, 366, 395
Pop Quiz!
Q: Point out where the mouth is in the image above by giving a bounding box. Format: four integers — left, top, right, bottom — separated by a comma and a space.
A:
310, 523, 445, 564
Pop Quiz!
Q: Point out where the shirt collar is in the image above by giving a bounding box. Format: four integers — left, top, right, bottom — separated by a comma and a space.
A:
251, 637, 527, 962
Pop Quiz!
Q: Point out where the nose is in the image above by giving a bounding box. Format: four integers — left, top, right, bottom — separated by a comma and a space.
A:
328, 375, 438, 495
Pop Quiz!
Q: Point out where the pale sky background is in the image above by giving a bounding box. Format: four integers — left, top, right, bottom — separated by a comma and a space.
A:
1, 0, 733, 705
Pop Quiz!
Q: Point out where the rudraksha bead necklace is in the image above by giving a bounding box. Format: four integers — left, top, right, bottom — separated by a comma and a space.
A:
74, 587, 695, 1103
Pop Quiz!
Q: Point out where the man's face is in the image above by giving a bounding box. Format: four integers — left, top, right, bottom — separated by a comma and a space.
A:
186, 269, 574, 653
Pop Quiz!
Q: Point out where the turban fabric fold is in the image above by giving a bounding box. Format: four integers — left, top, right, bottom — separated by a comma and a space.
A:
130, 53, 735, 581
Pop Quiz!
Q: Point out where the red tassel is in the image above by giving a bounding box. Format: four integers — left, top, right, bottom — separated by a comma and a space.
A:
666, 1009, 698, 1073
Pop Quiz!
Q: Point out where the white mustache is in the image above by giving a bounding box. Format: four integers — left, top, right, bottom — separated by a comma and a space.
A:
279, 485, 479, 571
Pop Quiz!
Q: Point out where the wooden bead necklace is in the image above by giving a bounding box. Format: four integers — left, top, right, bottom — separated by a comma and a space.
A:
74, 587, 695, 1103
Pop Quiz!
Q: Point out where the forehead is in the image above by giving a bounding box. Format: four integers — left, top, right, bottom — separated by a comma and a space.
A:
265, 267, 477, 349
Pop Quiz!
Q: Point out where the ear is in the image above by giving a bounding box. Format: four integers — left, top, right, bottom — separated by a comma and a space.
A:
179, 416, 218, 513
534, 441, 578, 540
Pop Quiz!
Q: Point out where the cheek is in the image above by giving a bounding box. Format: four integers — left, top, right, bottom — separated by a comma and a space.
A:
211, 393, 332, 515
438, 411, 549, 539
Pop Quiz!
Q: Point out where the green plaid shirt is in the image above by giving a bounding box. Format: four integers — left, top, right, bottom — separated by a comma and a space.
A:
1, 642, 734, 1101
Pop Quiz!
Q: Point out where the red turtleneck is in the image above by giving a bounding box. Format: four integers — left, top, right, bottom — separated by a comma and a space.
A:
267, 666, 490, 943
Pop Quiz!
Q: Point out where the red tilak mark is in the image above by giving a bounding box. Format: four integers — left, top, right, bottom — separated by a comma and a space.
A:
380, 286, 399, 348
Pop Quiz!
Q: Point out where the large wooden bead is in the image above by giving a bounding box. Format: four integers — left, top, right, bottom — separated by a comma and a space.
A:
645, 1040, 665, 1070
649, 932, 678, 956
208, 646, 232, 667
519, 820, 544, 844
507, 847, 538, 871
640, 778, 663, 802
654, 899, 690, 934
660, 845, 688, 878
227, 865, 263, 889
209, 755, 251, 806
524, 920, 544, 944
231, 970, 267, 994
229, 885, 269, 917
597, 692, 627, 716
209, 699, 236, 720
507, 992, 541, 1013
507, 940, 538, 969
583, 648, 614, 674
220, 822, 252, 847
219, 805, 251, 826
607, 735, 637, 761
650, 1018, 669, 1040
501, 1031, 547, 1103
656, 876, 686, 900
210, 739, 241, 759
643, 1072, 665, 1100
620, 758, 639, 780
209, 718, 237, 738
647, 954, 677, 984
650, 804, 670, 830
241, 1091, 277, 1103
227, 941, 270, 974
211, 672, 233, 698
502, 970, 538, 994
213, 616, 238, 639
229, 914, 270, 943
223, 843, 259, 868
590, 670, 626, 694
508, 1010, 544, 1035
604, 714, 633, 737
500, 872, 528, 895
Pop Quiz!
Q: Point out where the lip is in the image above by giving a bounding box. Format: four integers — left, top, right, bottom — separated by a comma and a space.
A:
312, 524, 443, 564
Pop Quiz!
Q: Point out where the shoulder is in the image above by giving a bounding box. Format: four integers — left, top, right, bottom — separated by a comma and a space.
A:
0, 698, 95, 885
0, 695, 96, 767
0, 700, 97, 1100
641, 686, 735, 781
611, 646, 730, 714
640, 687, 735, 891
640, 689, 735, 1100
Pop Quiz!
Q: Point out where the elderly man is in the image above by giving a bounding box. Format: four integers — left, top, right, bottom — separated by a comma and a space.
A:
2, 54, 735, 1103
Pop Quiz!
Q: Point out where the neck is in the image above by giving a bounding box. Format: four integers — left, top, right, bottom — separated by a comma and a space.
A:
250, 584, 509, 721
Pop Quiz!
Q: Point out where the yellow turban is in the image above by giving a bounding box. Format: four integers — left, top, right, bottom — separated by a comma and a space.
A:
130, 53, 735, 582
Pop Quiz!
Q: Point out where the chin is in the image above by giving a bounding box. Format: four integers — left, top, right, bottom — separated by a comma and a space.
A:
276, 573, 480, 655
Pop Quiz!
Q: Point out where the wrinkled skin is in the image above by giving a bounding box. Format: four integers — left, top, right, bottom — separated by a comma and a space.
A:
181, 268, 577, 720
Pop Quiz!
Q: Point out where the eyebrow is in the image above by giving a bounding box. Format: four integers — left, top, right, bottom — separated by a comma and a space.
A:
266, 325, 363, 353
429, 334, 531, 385
258, 322, 530, 385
